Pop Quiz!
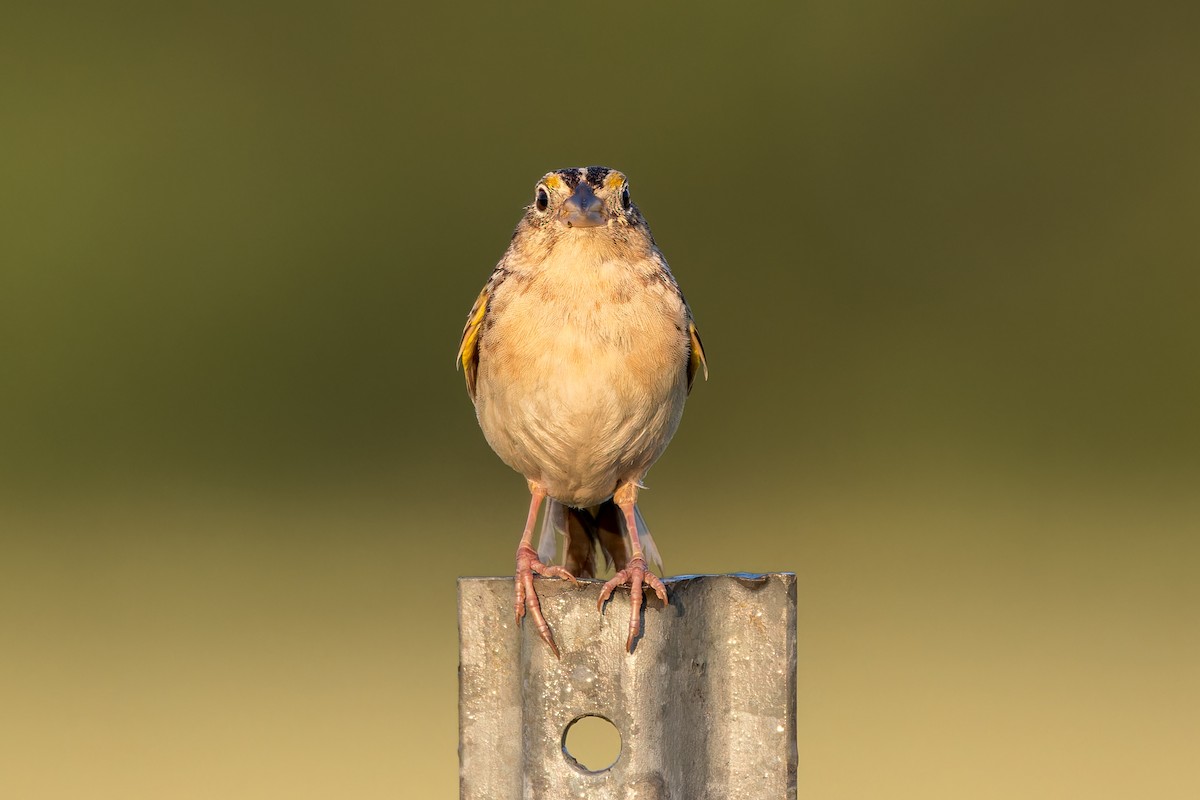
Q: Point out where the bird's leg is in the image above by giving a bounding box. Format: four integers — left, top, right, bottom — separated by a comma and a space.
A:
597, 482, 669, 652
515, 480, 578, 658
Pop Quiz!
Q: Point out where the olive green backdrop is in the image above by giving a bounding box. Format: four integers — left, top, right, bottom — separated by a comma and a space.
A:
2, 1, 1197, 798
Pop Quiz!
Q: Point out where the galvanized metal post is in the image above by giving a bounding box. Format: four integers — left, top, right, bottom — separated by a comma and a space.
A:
459, 573, 797, 799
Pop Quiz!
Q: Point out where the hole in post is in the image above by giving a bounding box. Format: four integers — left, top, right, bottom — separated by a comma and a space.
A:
562, 714, 621, 773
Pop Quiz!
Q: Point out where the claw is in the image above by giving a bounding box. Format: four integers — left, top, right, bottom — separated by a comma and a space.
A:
598, 556, 669, 653
515, 544, 578, 658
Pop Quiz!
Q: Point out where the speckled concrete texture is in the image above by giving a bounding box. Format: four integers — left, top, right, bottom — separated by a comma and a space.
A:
459, 573, 796, 799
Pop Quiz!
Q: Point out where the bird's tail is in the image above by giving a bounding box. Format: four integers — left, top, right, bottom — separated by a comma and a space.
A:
537, 498, 663, 579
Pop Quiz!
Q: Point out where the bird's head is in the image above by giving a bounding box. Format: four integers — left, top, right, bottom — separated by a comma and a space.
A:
522, 166, 647, 234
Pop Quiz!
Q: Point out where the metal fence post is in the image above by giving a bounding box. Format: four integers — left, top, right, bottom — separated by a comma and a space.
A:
459, 573, 797, 799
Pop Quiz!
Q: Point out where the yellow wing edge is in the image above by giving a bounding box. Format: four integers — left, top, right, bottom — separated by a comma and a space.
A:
456, 289, 489, 400
687, 320, 708, 392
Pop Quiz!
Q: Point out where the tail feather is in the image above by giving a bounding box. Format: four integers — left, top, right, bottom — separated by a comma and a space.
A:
536, 498, 566, 565
632, 505, 663, 573
564, 506, 598, 578
591, 501, 626, 574
540, 499, 663, 578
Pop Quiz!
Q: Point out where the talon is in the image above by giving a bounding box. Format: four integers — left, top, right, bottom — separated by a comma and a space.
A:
515, 544, 576, 658
540, 564, 580, 585
592, 582, 614, 614
597, 556, 668, 653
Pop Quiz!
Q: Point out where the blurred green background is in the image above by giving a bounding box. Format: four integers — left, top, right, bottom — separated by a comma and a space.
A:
2, 1, 1197, 797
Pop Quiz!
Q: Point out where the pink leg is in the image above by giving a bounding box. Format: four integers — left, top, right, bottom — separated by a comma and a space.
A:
515, 481, 578, 658
597, 483, 669, 652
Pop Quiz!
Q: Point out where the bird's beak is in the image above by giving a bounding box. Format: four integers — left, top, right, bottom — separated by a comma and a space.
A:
560, 183, 608, 228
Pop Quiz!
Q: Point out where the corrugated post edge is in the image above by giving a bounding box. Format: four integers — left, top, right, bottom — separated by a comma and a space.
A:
459, 572, 797, 800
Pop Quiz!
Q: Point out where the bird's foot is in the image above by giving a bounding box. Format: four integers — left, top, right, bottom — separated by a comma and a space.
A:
597, 556, 669, 653
515, 544, 578, 658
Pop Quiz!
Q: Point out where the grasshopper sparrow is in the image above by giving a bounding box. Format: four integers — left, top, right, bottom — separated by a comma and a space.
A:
457, 166, 707, 655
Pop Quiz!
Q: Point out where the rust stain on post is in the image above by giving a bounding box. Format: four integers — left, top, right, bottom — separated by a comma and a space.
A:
458, 573, 797, 799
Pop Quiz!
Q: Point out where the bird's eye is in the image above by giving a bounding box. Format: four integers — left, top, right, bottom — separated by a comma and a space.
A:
535, 186, 549, 212
620, 185, 631, 211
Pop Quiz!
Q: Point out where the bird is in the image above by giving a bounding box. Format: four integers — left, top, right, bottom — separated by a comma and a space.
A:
456, 166, 707, 655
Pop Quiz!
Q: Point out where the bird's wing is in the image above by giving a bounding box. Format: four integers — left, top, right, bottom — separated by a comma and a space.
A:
455, 287, 489, 401
687, 319, 708, 393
